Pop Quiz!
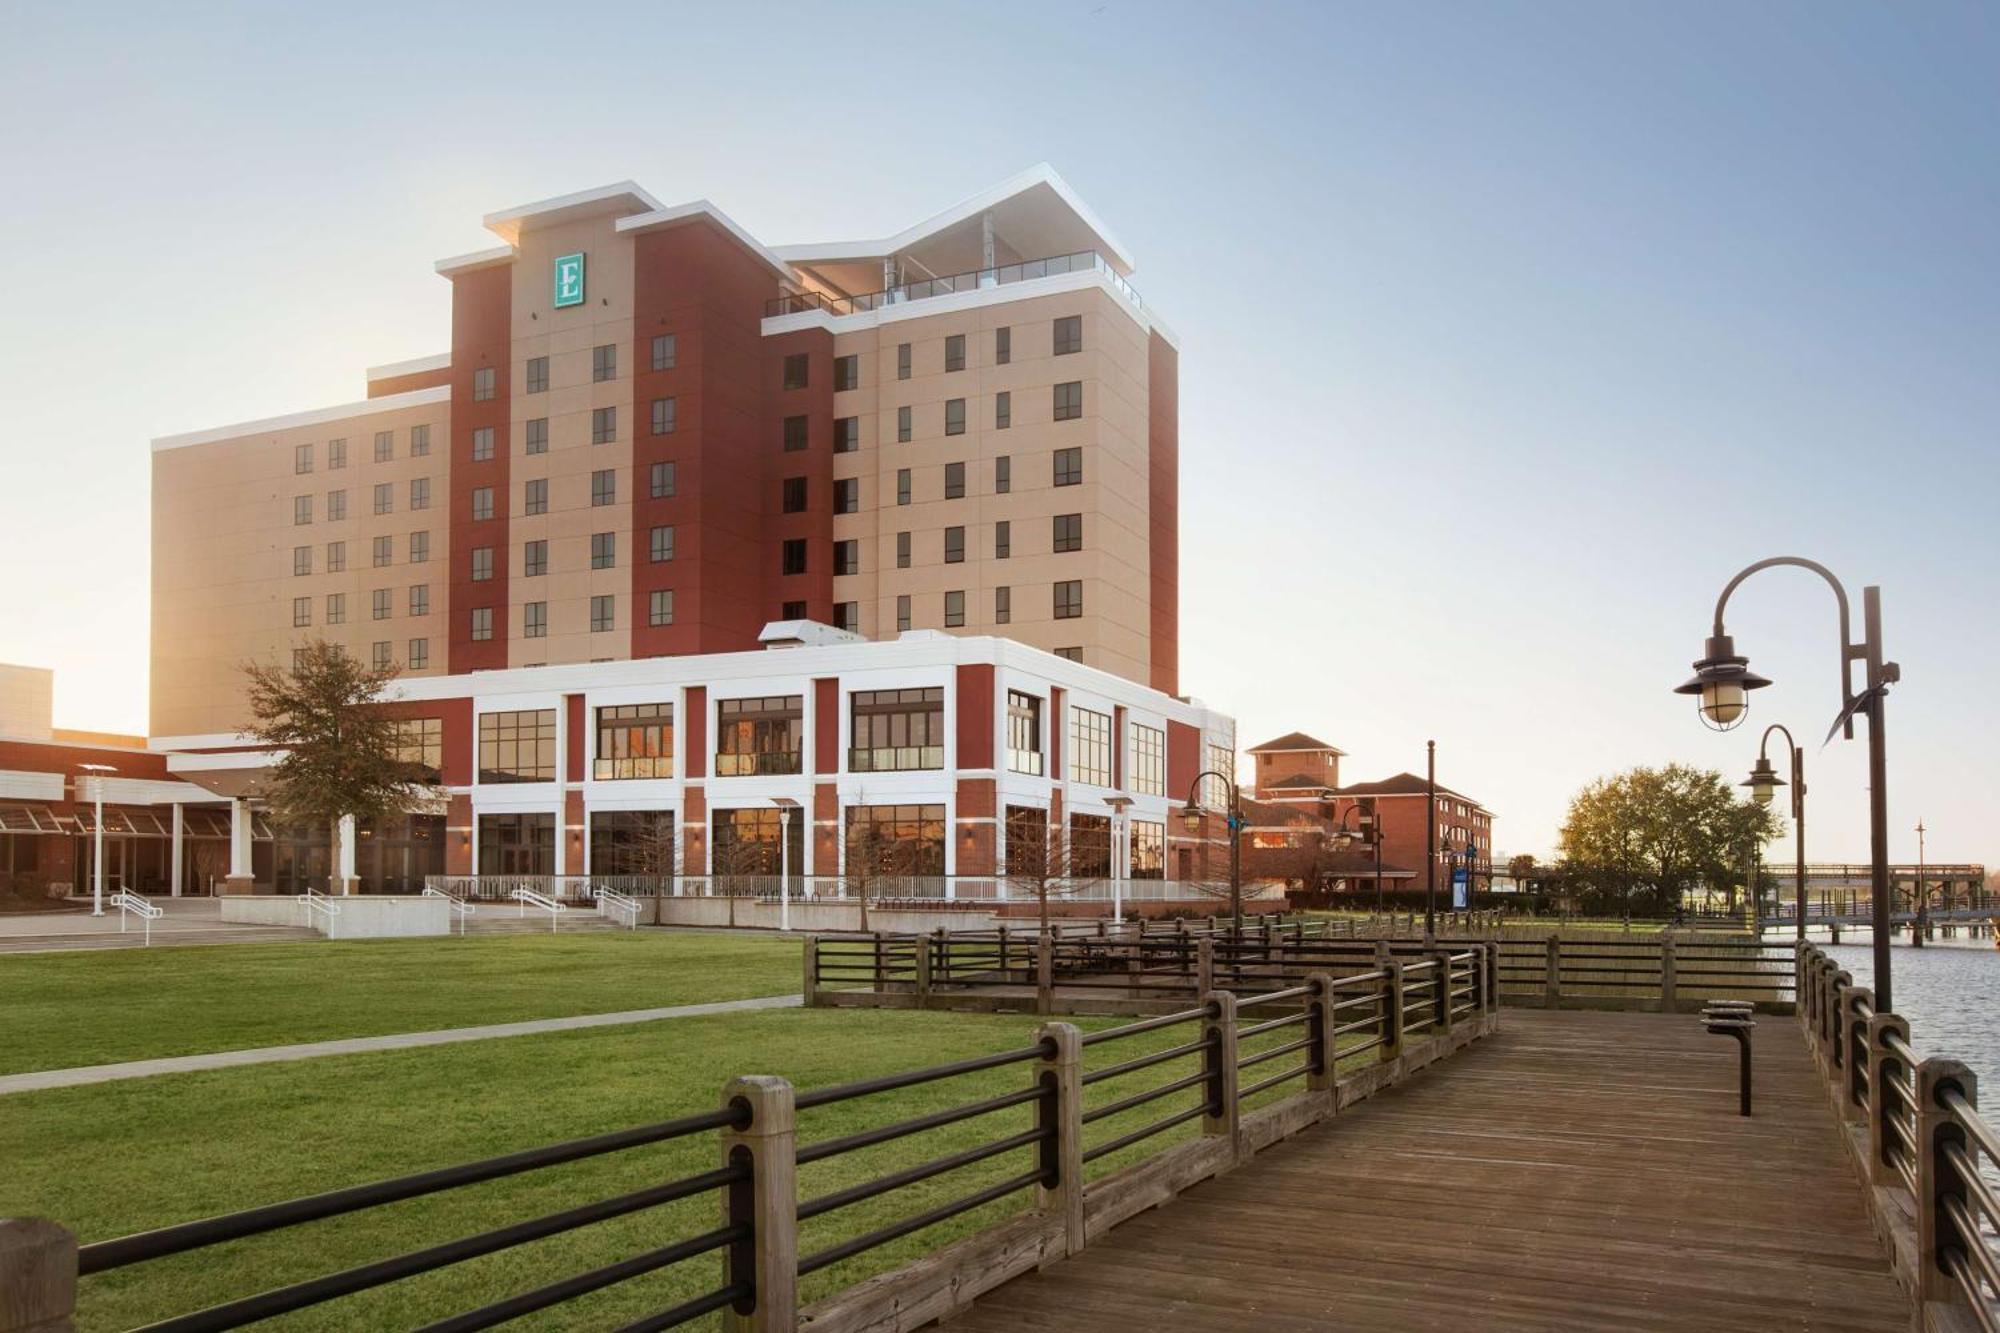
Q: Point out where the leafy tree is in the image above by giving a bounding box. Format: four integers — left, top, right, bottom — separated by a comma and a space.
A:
242, 641, 425, 893
1506, 854, 1537, 888
1557, 763, 1781, 916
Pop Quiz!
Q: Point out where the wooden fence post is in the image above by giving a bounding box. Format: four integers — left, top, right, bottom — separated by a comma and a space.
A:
1201, 991, 1241, 1161
1659, 934, 1677, 1013
1483, 941, 1500, 1016
1379, 959, 1404, 1065
1035, 931, 1053, 1015
719, 1076, 797, 1333
1196, 937, 1215, 996
914, 939, 932, 1009
0, 1218, 76, 1333
1034, 1022, 1085, 1257
1913, 1059, 1978, 1307
801, 935, 820, 1008
1842, 988, 1872, 1119
1865, 1013, 1909, 1187
1432, 951, 1453, 1036
1544, 936, 1562, 1009
997, 925, 1011, 983
1306, 972, 1336, 1101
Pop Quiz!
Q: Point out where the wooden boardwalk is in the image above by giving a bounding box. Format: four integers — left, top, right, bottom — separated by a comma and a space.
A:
946, 1008, 1909, 1332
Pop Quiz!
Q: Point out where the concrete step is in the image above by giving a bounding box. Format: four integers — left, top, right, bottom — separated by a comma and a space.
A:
0, 925, 322, 955
460, 912, 634, 937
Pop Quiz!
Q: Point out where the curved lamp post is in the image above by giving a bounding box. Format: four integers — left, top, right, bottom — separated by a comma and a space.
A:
1180, 769, 1244, 934
1334, 802, 1383, 916
1742, 725, 1806, 941
1674, 556, 1898, 1011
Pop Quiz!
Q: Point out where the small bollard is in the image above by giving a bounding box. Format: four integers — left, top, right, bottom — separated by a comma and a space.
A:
1702, 1001, 1755, 1116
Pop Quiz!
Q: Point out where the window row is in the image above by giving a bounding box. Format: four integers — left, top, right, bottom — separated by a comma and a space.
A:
291, 585, 432, 626
824, 316, 1085, 392
291, 478, 434, 524
290, 639, 430, 673
291, 532, 431, 575
467, 590, 676, 642
885, 581, 1083, 632
292, 428, 434, 474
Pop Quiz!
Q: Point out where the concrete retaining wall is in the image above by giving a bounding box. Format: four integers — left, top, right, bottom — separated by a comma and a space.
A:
221, 895, 451, 940
653, 898, 997, 934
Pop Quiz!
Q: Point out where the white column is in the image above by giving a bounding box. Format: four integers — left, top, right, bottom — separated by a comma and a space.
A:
552, 805, 566, 878
336, 814, 357, 892
169, 803, 184, 897
229, 798, 252, 881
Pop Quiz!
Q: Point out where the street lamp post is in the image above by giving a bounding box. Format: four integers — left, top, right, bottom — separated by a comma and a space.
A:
1180, 769, 1244, 934
1674, 556, 1898, 1013
1104, 795, 1134, 924
1333, 802, 1381, 917
1741, 724, 1806, 941
1424, 740, 1438, 943
771, 797, 800, 933
79, 763, 117, 916
1913, 819, 1927, 948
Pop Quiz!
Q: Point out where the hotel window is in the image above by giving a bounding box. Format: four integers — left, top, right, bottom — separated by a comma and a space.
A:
849, 687, 944, 771
524, 479, 547, 515
782, 353, 809, 390
292, 648, 308, 672
410, 477, 430, 510
834, 353, 858, 390
524, 539, 547, 577
1054, 381, 1083, 421
330, 490, 348, 519
591, 407, 616, 444
472, 367, 495, 401
651, 334, 676, 371
943, 590, 965, 627
995, 455, 1011, 493
407, 638, 429, 670
373, 641, 393, 670
525, 418, 547, 454
326, 593, 346, 625
1053, 513, 1083, 553
995, 391, 1011, 430
896, 342, 910, 380
715, 695, 803, 776
896, 469, 911, 506
592, 343, 616, 382
944, 526, 964, 564
896, 531, 910, 568
390, 717, 443, 782
471, 547, 493, 582
408, 584, 429, 617
525, 356, 548, 394
1054, 447, 1082, 486
374, 431, 393, 462
293, 546, 312, 576
328, 438, 346, 469
372, 588, 392, 620
523, 601, 546, 638
833, 602, 858, 632
1131, 821, 1166, 879
650, 461, 676, 498
834, 417, 859, 453
1054, 315, 1083, 355
591, 531, 616, 569
944, 399, 965, 436
294, 495, 312, 525
1070, 708, 1112, 786
649, 525, 675, 563
649, 589, 675, 627
327, 541, 346, 573
294, 443, 313, 474
996, 326, 1011, 365
651, 397, 677, 436
1054, 580, 1083, 619
1070, 814, 1113, 878
781, 538, 807, 576
591, 595, 615, 632
1130, 723, 1166, 796
944, 461, 965, 499
897, 405, 911, 443
782, 600, 806, 620
995, 585, 1011, 623
782, 415, 807, 451
1203, 743, 1233, 810
834, 477, 859, 514
995, 520, 1010, 559
373, 535, 392, 567
411, 424, 430, 457
373, 483, 393, 516
292, 596, 311, 628
844, 804, 947, 877
591, 470, 615, 506
896, 595, 911, 632
782, 476, 807, 513
834, 539, 859, 576
1056, 647, 1083, 663
944, 334, 965, 372
595, 703, 673, 779
472, 427, 494, 461
478, 708, 555, 783
470, 486, 494, 521
1007, 691, 1042, 775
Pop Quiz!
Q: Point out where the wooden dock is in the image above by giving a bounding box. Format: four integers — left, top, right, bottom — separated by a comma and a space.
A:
945, 1008, 1910, 1332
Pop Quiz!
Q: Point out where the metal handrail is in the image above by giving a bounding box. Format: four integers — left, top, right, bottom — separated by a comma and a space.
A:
594, 887, 641, 931
109, 889, 163, 945
299, 888, 342, 926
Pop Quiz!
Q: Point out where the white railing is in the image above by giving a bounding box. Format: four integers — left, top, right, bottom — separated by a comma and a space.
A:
299, 888, 343, 929
108, 889, 163, 945
513, 888, 566, 932
594, 887, 641, 931
423, 885, 475, 936
425, 875, 672, 902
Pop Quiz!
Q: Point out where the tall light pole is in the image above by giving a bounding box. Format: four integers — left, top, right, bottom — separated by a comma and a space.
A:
1741, 724, 1806, 940
1104, 795, 1134, 924
1913, 819, 1927, 948
771, 797, 800, 933
1424, 740, 1437, 942
1181, 769, 1244, 934
1674, 556, 1898, 1012
79, 763, 117, 916
1333, 801, 1381, 915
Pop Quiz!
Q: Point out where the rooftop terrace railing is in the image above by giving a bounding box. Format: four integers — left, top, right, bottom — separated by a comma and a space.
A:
764, 250, 1143, 321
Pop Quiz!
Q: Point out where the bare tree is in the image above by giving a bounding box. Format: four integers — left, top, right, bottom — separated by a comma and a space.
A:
1005, 812, 1109, 933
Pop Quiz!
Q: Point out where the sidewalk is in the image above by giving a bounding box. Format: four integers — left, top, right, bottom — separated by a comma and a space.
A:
0, 993, 803, 1096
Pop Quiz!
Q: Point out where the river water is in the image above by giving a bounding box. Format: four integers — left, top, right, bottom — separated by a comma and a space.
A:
1822, 939, 2000, 1088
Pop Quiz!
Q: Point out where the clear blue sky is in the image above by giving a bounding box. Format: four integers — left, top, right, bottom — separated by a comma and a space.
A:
2, 1, 1994, 863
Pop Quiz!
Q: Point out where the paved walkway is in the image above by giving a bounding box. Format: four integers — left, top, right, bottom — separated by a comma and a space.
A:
0, 993, 802, 1096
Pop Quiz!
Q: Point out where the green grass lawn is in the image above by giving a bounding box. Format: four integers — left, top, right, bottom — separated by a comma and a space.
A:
0, 993, 1355, 1331
0, 932, 803, 1075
